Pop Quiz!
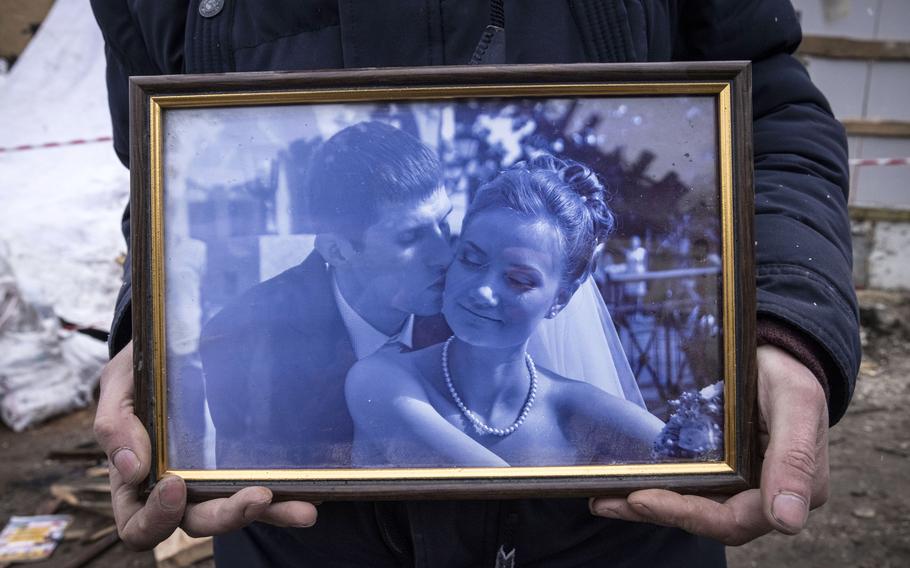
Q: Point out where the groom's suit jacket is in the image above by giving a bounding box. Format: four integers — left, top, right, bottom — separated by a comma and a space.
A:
199, 251, 450, 468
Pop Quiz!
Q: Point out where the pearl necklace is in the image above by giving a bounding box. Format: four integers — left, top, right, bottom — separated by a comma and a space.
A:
441, 336, 538, 436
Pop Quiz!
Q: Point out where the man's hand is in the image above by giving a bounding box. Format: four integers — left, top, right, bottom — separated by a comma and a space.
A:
94, 342, 318, 550
589, 344, 830, 546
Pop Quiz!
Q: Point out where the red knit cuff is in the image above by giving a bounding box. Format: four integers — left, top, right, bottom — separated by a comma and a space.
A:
756, 317, 832, 404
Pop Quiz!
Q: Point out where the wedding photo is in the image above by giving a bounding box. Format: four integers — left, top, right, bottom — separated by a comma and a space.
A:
153, 87, 733, 481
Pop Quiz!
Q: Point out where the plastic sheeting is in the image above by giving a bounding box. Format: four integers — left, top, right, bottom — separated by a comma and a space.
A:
1, 251, 108, 431
0, 0, 127, 327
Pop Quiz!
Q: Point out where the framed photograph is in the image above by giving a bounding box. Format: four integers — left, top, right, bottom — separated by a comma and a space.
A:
130, 63, 758, 500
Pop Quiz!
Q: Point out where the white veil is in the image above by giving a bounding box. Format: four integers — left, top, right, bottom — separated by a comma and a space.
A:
527, 276, 646, 409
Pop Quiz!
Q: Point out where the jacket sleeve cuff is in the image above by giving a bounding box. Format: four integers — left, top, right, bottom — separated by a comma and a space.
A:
756, 316, 834, 407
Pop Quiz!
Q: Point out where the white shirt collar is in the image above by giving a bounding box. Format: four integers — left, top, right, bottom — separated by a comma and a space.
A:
332, 273, 414, 360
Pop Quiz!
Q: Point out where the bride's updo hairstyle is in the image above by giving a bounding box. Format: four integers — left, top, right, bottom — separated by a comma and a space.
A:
465, 154, 616, 287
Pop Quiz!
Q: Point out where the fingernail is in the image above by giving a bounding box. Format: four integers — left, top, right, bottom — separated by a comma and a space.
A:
112, 448, 140, 484
771, 492, 808, 533
291, 516, 317, 528
158, 477, 184, 511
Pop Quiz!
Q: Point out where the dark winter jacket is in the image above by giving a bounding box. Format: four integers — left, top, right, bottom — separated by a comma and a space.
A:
90, 1, 859, 566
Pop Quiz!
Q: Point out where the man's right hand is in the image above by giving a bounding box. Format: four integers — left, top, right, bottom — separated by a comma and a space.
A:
94, 341, 318, 550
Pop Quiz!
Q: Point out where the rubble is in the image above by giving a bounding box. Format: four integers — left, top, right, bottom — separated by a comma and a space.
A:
857, 289, 910, 339
0, 437, 214, 567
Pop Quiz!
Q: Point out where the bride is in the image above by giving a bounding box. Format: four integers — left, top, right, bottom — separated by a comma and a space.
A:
345, 155, 663, 467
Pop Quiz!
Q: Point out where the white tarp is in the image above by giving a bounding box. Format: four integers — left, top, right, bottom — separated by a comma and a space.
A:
0, 0, 125, 429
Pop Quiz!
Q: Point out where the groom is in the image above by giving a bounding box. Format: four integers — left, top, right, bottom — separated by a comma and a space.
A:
199, 121, 455, 468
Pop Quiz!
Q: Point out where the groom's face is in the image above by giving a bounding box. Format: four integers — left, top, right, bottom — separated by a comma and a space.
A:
346, 187, 455, 316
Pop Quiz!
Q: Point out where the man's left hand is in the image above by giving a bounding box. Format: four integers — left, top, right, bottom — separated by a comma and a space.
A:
589, 344, 830, 546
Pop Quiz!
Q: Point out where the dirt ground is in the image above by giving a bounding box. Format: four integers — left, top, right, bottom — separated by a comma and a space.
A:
1, 290, 907, 567
0, 403, 154, 568
729, 289, 910, 568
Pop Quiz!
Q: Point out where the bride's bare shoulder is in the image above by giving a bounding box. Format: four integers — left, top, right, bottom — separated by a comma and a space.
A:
539, 367, 651, 418
535, 367, 603, 399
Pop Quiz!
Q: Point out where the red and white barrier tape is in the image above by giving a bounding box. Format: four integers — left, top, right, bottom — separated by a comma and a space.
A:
0, 135, 112, 154
849, 157, 910, 167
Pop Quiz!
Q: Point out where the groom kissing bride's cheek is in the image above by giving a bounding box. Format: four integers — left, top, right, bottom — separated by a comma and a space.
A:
201, 120, 649, 472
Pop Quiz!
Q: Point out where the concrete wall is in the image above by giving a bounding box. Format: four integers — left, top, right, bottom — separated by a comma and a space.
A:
792, 0, 909, 290
852, 212, 910, 290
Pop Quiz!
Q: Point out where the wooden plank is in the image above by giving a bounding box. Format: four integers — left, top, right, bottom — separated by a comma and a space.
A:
842, 119, 910, 138
83, 524, 117, 544
850, 206, 910, 223
85, 465, 110, 478
799, 35, 910, 61
51, 479, 112, 495
48, 480, 115, 518
153, 529, 213, 568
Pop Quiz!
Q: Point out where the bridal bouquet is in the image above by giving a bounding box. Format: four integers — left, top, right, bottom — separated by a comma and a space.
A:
652, 381, 724, 460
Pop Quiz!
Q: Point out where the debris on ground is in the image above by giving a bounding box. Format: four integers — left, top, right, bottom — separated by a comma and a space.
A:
0, 515, 71, 563
1, 441, 120, 567
0, 435, 213, 568
154, 530, 213, 568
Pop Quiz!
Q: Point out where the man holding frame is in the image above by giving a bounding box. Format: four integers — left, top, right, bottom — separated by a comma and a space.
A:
91, 0, 856, 565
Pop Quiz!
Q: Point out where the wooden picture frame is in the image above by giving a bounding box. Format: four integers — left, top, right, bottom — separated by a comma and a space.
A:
130, 62, 757, 501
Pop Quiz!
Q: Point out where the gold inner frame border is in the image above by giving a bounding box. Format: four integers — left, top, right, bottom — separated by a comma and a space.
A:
148, 81, 737, 482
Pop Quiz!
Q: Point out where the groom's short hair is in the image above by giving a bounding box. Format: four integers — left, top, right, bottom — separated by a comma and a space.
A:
302, 121, 441, 238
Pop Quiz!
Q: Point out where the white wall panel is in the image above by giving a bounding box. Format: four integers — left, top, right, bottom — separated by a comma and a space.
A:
853, 137, 910, 209
876, 0, 910, 40
865, 62, 910, 121
804, 56, 870, 119
792, 0, 880, 39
